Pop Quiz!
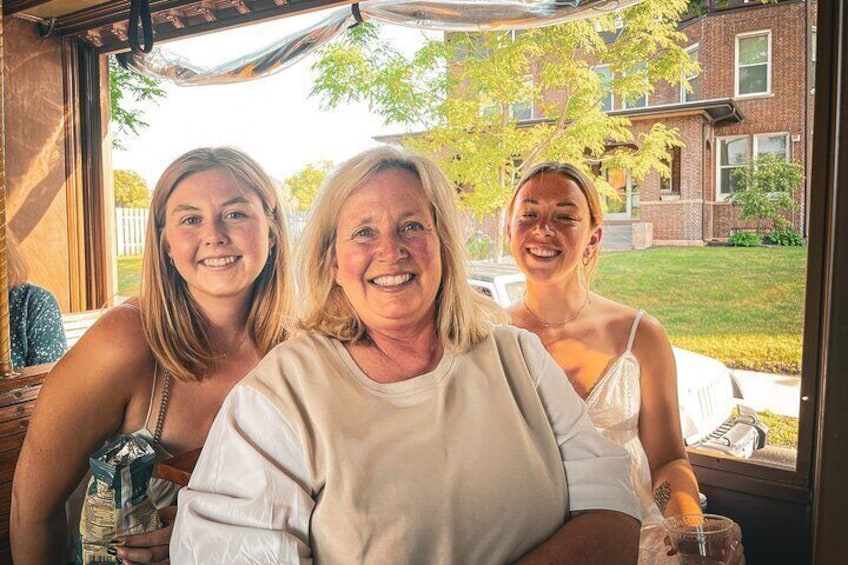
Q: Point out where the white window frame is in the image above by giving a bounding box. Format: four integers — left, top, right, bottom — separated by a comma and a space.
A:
621, 61, 649, 109
735, 30, 772, 97
716, 135, 750, 201
811, 27, 817, 88
594, 64, 614, 112
510, 75, 534, 121
681, 43, 700, 103
753, 132, 790, 160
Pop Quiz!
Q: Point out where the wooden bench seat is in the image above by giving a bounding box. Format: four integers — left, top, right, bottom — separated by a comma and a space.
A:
0, 363, 53, 562
62, 309, 105, 349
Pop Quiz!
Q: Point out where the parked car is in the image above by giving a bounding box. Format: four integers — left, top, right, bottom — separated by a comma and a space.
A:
468, 262, 768, 459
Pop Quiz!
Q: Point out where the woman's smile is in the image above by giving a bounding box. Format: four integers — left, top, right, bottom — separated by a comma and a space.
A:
199, 255, 241, 268
370, 273, 415, 287
526, 246, 561, 259
333, 168, 442, 335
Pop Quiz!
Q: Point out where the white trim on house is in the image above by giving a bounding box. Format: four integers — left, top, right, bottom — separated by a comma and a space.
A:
594, 64, 614, 112
735, 29, 772, 97
716, 132, 791, 201
621, 61, 649, 109
511, 75, 534, 120
753, 132, 791, 160
716, 134, 749, 201
681, 43, 701, 103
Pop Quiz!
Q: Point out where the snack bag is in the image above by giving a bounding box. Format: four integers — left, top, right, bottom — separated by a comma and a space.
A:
78, 434, 162, 564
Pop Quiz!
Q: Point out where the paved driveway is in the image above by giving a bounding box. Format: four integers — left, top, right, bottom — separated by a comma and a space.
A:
731, 370, 801, 418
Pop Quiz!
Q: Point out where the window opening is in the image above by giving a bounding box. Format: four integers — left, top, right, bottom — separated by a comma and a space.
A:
736, 31, 771, 96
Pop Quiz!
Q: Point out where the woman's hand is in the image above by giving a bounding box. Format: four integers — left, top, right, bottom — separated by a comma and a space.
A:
114, 506, 177, 565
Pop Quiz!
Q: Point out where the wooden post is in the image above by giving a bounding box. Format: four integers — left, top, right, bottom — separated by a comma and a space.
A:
0, 6, 18, 378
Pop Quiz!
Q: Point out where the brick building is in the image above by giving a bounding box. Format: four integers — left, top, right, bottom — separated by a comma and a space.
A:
594, 0, 817, 245
380, 0, 817, 248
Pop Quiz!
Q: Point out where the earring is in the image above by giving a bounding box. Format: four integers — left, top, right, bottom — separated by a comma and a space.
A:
169, 256, 175, 267
582, 254, 590, 266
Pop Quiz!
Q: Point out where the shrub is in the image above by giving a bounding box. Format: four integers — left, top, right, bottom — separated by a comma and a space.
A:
729, 153, 804, 235
728, 232, 762, 247
466, 236, 492, 260
766, 229, 805, 247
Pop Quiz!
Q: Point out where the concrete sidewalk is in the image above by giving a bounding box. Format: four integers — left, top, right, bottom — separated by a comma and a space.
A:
730, 370, 802, 418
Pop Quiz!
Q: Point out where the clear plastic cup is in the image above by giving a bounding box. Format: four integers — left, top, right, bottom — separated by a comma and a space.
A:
663, 513, 741, 564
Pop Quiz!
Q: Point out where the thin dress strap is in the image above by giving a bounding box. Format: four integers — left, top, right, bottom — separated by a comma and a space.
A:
625, 310, 646, 354
143, 363, 159, 429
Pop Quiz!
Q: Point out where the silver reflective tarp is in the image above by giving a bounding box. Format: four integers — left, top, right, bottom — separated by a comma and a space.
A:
122, 9, 354, 86
361, 0, 645, 31
121, 0, 645, 86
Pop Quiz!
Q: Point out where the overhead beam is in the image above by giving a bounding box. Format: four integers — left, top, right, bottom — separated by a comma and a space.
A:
3, 0, 55, 17
52, 0, 352, 39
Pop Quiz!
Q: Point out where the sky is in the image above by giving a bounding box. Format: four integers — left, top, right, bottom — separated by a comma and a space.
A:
112, 9, 435, 188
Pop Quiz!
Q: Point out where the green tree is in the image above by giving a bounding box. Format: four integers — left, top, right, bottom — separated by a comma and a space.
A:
311, 0, 695, 256
114, 169, 151, 208
109, 56, 167, 150
285, 160, 335, 211
729, 153, 804, 235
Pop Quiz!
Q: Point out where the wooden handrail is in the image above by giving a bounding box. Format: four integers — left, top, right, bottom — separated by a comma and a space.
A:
155, 447, 201, 487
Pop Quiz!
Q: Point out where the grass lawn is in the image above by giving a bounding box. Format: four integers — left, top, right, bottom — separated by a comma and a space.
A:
119, 246, 807, 373
117, 255, 143, 297
594, 246, 806, 374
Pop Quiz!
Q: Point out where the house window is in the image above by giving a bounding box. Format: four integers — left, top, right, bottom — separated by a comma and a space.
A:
811, 27, 817, 87
593, 15, 624, 43
660, 147, 682, 196
717, 133, 790, 200
511, 76, 533, 121
754, 133, 789, 159
622, 61, 648, 109
736, 31, 771, 96
717, 136, 749, 199
601, 168, 639, 218
595, 65, 613, 112
681, 44, 700, 103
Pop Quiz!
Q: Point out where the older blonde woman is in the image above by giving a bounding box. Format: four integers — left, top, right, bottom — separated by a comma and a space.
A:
171, 147, 642, 564
11, 147, 292, 565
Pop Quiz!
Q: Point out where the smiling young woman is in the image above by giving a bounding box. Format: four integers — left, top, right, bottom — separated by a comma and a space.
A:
10, 147, 292, 565
507, 162, 709, 564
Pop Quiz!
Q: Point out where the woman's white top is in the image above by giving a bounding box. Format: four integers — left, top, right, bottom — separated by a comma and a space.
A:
171, 326, 641, 564
584, 310, 664, 526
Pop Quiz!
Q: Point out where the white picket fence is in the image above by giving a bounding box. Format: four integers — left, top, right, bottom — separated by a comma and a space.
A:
115, 207, 308, 256
115, 207, 148, 256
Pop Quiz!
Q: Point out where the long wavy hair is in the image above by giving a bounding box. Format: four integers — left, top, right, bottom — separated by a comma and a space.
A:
508, 162, 604, 284
139, 147, 292, 382
298, 146, 502, 352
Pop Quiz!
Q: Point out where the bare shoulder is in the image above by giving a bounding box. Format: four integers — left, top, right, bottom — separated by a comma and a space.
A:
589, 294, 644, 335
53, 303, 154, 388
632, 312, 672, 350
629, 311, 676, 386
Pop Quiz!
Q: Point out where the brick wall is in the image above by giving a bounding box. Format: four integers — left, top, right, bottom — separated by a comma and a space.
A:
516, 1, 815, 243
650, 1, 812, 240
701, 1, 811, 238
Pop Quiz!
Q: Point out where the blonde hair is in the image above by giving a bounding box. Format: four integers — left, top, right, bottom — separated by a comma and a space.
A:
508, 162, 604, 283
140, 147, 292, 382
298, 146, 501, 352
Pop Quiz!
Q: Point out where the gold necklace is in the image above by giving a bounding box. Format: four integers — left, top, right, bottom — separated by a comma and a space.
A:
522, 292, 591, 328
216, 331, 249, 358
